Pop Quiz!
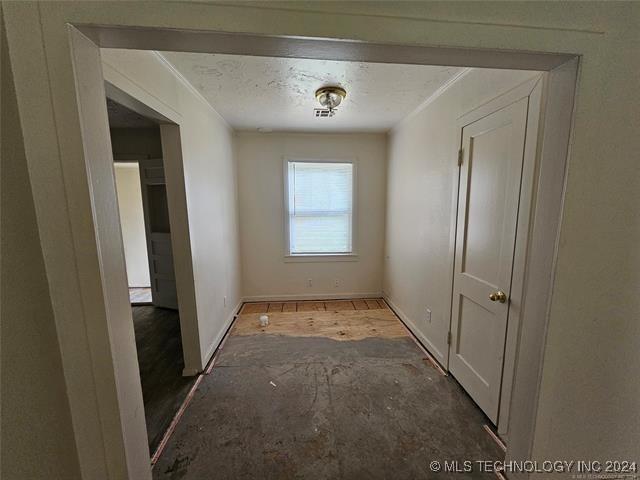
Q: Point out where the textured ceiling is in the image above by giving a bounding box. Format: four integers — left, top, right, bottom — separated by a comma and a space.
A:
160, 52, 463, 132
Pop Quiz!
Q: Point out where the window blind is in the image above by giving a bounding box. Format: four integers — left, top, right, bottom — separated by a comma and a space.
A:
287, 161, 353, 254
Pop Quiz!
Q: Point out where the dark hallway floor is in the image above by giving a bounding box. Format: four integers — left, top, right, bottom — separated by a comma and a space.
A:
153, 303, 504, 479
132, 306, 197, 454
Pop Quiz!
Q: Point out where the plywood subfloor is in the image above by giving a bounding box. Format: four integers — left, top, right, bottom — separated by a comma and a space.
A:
233, 305, 406, 342
239, 298, 386, 314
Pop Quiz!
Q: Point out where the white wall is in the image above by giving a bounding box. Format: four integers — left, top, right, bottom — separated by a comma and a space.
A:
101, 49, 243, 368
114, 163, 150, 288
1, 23, 82, 479
236, 132, 387, 300
384, 68, 539, 366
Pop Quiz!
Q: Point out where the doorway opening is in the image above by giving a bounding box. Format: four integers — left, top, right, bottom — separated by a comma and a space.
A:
101, 44, 562, 476
53, 24, 578, 479
107, 98, 198, 455
115, 159, 152, 305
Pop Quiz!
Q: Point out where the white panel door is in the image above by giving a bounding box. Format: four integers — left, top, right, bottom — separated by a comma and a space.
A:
139, 159, 179, 310
449, 98, 529, 423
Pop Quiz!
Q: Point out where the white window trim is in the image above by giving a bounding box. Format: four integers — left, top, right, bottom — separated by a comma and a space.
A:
283, 156, 358, 261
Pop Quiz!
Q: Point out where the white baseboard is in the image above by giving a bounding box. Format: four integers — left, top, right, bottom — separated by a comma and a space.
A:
382, 293, 447, 368
183, 300, 242, 377
242, 292, 383, 302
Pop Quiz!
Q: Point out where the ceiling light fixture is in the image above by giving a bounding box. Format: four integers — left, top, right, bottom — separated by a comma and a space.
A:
315, 86, 346, 117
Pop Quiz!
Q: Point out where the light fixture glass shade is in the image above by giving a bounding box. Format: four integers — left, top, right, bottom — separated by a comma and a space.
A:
318, 91, 342, 109
315, 87, 347, 110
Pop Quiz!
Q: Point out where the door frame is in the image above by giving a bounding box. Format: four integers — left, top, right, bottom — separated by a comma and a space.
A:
107, 87, 202, 377
447, 76, 545, 437
3, 7, 579, 478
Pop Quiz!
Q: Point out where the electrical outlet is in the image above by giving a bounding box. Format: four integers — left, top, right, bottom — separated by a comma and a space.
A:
334, 279, 340, 288
307, 278, 313, 287
426, 308, 432, 323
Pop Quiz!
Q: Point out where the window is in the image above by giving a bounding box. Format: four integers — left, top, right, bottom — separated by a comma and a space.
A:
286, 160, 354, 256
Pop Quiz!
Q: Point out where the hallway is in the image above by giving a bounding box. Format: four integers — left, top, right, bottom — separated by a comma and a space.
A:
153, 303, 503, 479
133, 306, 196, 454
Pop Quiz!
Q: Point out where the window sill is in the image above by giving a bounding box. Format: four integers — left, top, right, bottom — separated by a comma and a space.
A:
284, 254, 359, 263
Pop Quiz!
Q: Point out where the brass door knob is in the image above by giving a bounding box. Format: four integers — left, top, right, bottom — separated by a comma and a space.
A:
489, 290, 507, 303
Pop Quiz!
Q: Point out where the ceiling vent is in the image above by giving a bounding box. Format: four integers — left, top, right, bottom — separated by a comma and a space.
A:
314, 108, 335, 118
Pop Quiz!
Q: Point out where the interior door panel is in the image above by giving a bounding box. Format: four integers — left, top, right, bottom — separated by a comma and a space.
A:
449, 97, 529, 423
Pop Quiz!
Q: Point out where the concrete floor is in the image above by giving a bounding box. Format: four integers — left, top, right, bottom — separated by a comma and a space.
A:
132, 306, 196, 454
153, 306, 504, 479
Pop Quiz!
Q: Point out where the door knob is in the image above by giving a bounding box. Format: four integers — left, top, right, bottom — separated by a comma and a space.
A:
489, 290, 507, 303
